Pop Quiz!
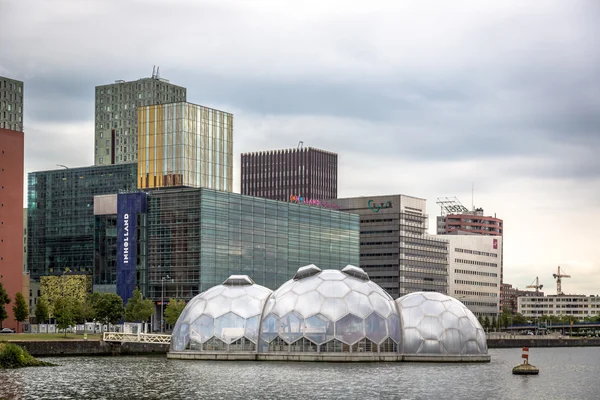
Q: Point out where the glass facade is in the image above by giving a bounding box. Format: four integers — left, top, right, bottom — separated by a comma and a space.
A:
145, 188, 360, 301
27, 163, 137, 281
137, 102, 233, 192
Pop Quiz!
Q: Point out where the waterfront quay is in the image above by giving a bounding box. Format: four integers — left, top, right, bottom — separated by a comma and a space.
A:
3, 335, 600, 358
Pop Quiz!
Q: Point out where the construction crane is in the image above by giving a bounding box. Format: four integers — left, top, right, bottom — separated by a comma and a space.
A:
552, 266, 571, 295
526, 277, 543, 294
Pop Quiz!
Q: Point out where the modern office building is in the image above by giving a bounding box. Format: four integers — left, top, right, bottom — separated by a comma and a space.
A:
0, 77, 24, 132
241, 147, 337, 202
27, 163, 137, 282
94, 73, 186, 165
500, 283, 542, 314
327, 195, 449, 299
518, 295, 600, 320
0, 127, 24, 331
437, 198, 505, 312
94, 188, 360, 312
137, 102, 233, 192
444, 234, 502, 317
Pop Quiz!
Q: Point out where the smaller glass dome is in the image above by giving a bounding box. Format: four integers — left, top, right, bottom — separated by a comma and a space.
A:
396, 292, 487, 355
170, 275, 272, 352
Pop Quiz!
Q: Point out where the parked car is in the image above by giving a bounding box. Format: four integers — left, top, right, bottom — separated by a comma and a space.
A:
0, 328, 15, 334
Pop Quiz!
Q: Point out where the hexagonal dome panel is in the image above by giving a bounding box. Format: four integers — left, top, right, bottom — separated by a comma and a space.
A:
317, 281, 350, 298
396, 292, 488, 356
295, 290, 325, 318
335, 314, 364, 345
214, 312, 245, 343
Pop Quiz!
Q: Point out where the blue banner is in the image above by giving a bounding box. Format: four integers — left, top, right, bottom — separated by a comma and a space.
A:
116, 193, 147, 305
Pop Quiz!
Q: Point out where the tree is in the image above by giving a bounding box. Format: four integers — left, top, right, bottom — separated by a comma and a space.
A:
35, 297, 50, 323
124, 288, 155, 323
77, 293, 97, 326
477, 315, 483, 327
94, 293, 123, 331
0, 282, 10, 328
164, 298, 186, 326
511, 313, 528, 325
54, 297, 77, 337
491, 316, 497, 332
483, 316, 490, 331
12, 292, 29, 332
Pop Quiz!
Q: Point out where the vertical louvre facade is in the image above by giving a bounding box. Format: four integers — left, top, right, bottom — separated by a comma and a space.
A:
241, 147, 337, 201
329, 195, 449, 299
27, 164, 138, 281
137, 102, 233, 192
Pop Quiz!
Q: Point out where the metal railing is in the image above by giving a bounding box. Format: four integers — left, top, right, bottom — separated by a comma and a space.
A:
103, 332, 172, 344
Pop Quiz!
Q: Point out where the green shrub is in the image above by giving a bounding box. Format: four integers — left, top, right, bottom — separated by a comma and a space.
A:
0, 342, 55, 369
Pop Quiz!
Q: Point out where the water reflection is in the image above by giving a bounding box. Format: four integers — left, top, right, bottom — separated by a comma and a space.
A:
0, 348, 599, 399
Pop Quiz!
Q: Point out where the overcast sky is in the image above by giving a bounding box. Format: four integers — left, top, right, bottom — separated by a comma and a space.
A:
1, 0, 598, 295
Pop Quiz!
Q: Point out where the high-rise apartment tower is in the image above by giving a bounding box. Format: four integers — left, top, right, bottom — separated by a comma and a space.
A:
94, 72, 186, 165
0, 77, 24, 132
241, 147, 337, 202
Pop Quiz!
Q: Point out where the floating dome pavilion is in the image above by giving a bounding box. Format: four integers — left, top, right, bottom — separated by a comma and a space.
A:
396, 292, 488, 358
169, 265, 490, 362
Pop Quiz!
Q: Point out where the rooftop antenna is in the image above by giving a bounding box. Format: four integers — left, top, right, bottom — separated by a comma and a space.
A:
156, 66, 160, 79
298, 141, 304, 150
152, 65, 156, 79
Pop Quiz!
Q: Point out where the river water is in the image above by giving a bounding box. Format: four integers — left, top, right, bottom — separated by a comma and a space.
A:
1, 347, 599, 399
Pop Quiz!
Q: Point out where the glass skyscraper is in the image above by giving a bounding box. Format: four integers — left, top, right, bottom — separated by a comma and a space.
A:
27, 164, 137, 281
137, 102, 233, 192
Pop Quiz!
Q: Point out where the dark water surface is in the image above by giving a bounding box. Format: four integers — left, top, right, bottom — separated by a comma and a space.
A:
1, 347, 599, 399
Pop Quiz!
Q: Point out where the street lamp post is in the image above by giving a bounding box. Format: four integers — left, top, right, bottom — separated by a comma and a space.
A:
161, 275, 170, 333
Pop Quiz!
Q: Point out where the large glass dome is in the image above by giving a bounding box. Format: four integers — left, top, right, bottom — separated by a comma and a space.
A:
396, 292, 487, 355
170, 275, 272, 352
259, 265, 401, 353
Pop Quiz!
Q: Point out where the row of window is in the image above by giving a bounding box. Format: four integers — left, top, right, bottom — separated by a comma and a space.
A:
455, 248, 498, 257
455, 269, 497, 277
455, 258, 498, 267
0, 81, 21, 91
455, 290, 497, 297
461, 300, 497, 308
454, 279, 497, 287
